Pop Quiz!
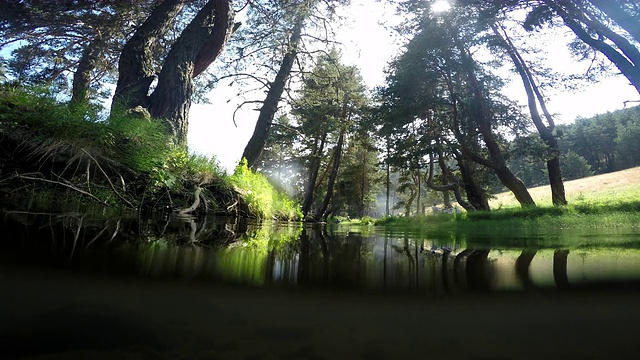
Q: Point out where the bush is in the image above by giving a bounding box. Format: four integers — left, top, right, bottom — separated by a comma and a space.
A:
229, 159, 302, 220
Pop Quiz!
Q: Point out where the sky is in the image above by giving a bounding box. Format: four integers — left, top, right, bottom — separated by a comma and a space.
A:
186, 0, 640, 172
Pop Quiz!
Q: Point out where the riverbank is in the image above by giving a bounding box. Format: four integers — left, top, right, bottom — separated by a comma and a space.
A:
0, 86, 300, 220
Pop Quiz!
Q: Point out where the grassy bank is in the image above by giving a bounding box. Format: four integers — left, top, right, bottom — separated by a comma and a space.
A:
0, 86, 301, 220
376, 168, 640, 231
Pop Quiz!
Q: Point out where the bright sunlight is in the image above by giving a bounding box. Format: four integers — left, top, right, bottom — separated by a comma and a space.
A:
431, 0, 452, 13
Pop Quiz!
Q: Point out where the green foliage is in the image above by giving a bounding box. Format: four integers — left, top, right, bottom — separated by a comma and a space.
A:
561, 150, 593, 180
105, 110, 170, 174
149, 148, 224, 191
616, 119, 640, 168
230, 158, 302, 220
1, 85, 103, 142
0, 86, 173, 174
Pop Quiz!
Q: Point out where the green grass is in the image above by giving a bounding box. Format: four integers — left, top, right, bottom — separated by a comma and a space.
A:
373, 167, 640, 231
0, 86, 302, 218
229, 159, 302, 221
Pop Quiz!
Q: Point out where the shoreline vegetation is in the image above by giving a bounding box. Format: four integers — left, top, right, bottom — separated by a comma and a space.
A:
1, 86, 639, 229
373, 167, 640, 231
0, 86, 301, 221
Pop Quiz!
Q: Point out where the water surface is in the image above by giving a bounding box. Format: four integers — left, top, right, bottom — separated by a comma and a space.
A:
1, 204, 639, 359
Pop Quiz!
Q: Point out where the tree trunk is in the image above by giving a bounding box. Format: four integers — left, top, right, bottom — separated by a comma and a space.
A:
587, 0, 640, 43
416, 169, 421, 215
443, 73, 488, 211
148, 0, 235, 144
455, 154, 490, 211
386, 141, 391, 217
302, 135, 326, 217
457, 40, 536, 207
549, 0, 640, 94
425, 154, 474, 211
242, 17, 304, 169
491, 22, 567, 205
112, 0, 186, 111
315, 129, 345, 220
71, 36, 104, 104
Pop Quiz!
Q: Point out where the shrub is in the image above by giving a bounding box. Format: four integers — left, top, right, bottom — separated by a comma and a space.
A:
229, 159, 302, 220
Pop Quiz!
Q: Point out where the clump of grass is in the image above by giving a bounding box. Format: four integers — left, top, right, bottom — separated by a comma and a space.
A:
150, 148, 223, 192
0, 85, 171, 174
229, 159, 302, 220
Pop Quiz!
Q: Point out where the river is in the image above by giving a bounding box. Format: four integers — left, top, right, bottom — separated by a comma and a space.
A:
1, 204, 639, 359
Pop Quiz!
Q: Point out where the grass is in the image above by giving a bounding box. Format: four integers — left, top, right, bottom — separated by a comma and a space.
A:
229, 159, 302, 221
490, 167, 640, 208
375, 167, 640, 231
0, 86, 301, 219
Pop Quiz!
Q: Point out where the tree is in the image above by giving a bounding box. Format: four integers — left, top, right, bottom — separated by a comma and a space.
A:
114, 0, 237, 144
2, 0, 237, 144
336, 133, 384, 218
234, 0, 349, 169
463, 0, 640, 95
379, 6, 535, 208
488, 20, 567, 205
1, 1, 155, 103
541, 0, 640, 95
289, 50, 368, 220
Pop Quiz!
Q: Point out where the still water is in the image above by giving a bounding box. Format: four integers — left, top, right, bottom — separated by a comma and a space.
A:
2, 205, 640, 359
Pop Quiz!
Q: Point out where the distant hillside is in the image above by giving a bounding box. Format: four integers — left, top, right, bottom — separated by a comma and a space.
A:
490, 166, 640, 208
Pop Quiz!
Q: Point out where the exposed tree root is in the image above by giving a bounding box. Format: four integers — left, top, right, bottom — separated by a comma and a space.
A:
13, 173, 111, 206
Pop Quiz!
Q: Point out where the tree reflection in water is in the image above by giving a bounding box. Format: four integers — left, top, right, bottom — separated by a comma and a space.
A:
3, 209, 640, 295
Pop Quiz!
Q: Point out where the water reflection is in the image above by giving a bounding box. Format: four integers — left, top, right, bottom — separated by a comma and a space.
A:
3, 208, 640, 295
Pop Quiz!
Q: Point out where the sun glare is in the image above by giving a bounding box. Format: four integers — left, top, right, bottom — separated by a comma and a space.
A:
431, 0, 451, 13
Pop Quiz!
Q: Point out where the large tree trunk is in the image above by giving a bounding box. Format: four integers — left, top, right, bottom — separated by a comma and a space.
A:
491, 22, 567, 206
242, 17, 304, 169
112, 0, 186, 111
443, 67, 489, 211
455, 154, 490, 211
148, 0, 235, 143
71, 36, 105, 104
315, 129, 345, 220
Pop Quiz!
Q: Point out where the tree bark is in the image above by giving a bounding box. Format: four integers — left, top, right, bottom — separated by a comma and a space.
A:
491, 22, 567, 205
112, 0, 186, 111
455, 153, 490, 211
148, 0, 235, 143
242, 16, 304, 169
71, 36, 104, 104
315, 128, 345, 220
